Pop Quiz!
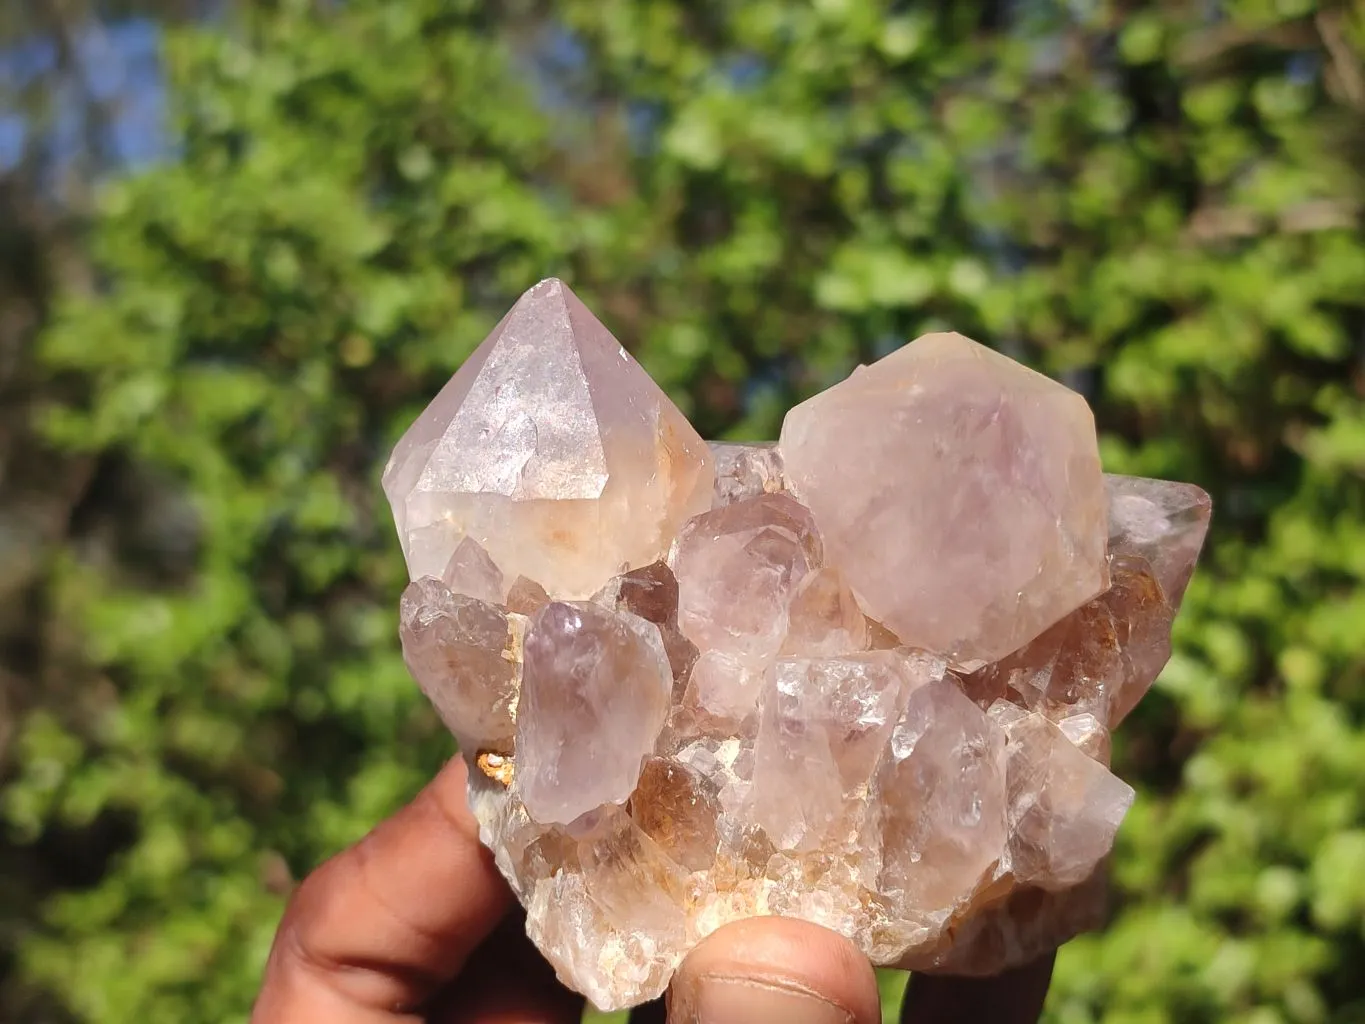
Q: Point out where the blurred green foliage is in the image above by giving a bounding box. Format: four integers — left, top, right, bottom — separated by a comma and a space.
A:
3, 0, 1365, 1021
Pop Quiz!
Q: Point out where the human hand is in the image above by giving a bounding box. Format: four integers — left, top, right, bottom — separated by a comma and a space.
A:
252, 756, 1056, 1023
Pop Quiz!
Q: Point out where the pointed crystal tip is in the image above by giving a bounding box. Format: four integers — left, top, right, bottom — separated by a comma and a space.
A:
1104, 474, 1212, 608
383, 278, 714, 598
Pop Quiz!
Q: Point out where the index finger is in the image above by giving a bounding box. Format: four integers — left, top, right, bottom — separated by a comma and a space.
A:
900, 953, 1056, 1024
251, 756, 512, 1023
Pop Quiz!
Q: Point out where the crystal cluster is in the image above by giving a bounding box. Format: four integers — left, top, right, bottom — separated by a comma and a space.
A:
385, 279, 1212, 1011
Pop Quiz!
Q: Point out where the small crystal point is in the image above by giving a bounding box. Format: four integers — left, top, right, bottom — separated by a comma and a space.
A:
708, 441, 788, 506
1105, 474, 1212, 609
441, 535, 505, 603
383, 278, 714, 596
505, 575, 552, 616
874, 675, 1009, 930
1057, 713, 1112, 765
782, 566, 869, 656
630, 756, 722, 871
1103, 555, 1175, 726
515, 601, 673, 825
595, 560, 680, 625
398, 578, 517, 752
779, 332, 1109, 666
593, 561, 699, 685
681, 648, 765, 722
1001, 713, 1134, 891
672, 493, 823, 664
965, 553, 1173, 729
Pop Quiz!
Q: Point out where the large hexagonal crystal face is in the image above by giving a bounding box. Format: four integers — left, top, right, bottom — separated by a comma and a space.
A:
382, 279, 714, 598
778, 333, 1109, 667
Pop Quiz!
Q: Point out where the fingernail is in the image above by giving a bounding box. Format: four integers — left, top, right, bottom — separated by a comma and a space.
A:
672, 974, 856, 1024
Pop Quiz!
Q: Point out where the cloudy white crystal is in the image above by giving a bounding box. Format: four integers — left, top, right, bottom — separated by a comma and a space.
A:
779, 332, 1110, 667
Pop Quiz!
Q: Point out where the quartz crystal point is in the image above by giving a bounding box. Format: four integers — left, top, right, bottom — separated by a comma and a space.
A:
593, 561, 699, 686
873, 676, 1009, 939
779, 333, 1109, 667
708, 441, 788, 507
382, 278, 714, 596
782, 567, 869, 656
516, 601, 673, 825
630, 757, 722, 871
672, 493, 822, 674
999, 713, 1134, 891
963, 554, 1173, 729
441, 536, 505, 604
1105, 474, 1212, 609
751, 650, 939, 852
388, 293, 1212, 1011
398, 578, 518, 753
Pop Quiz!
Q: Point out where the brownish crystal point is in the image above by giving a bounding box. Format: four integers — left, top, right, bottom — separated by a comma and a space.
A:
1105, 474, 1212, 609
964, 553, 1173, 729
398, 577, 517, 753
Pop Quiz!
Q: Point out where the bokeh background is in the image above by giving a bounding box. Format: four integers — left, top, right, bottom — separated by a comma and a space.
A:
2, 1, 1364, 1022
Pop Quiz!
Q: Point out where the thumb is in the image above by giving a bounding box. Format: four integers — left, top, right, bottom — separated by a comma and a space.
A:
665, 917, 881, 1024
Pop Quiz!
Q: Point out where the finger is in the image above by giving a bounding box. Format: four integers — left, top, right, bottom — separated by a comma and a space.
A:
666, 917, 881, 1024
628, 998, 666, 1024
252, 756, 514, 1023
431, 914, 584, 1024
899, 952, 1056, 1024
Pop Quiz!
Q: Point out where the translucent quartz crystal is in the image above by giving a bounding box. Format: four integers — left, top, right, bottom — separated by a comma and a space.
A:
782, 567, 869, 657
751, 651, 938, 852
708, 441, 788, 506
998, 713, 1134, 891
1057, 712, 1112, 765
874, 676, 1009, 935
398, 578, 518, 753
593, 561, 699, 686
387, 288, 1212, 1011
516, 601, 673, 825
963, 554, 1174, 728
779, 333, 1109, 668
526, 808, 689, 1011
671, 494, 823, 687
681, 648, 765, 723
630, 757, 721, 871
382, 278, 713, 596
1105, 474, 1213, 609
441, 536, 504, 604
506, 576, 551, 616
